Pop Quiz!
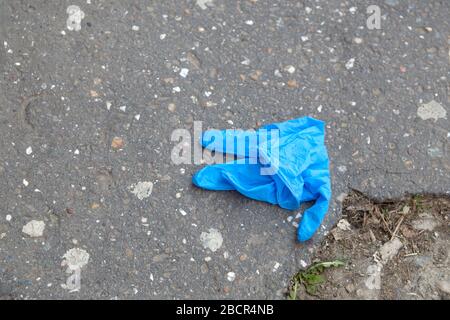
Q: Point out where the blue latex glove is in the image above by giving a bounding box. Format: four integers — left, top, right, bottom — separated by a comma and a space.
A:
192, 117, 331, 242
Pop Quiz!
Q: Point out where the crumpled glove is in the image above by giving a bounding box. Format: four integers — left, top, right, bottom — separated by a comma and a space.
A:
192, 117, 331, 242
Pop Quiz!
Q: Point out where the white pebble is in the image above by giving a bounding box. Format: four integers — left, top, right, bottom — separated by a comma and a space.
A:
345, 58, 355, 70
22, 220, 45, 237
132, 25, 140, 31
227, 272, 236, 282
284, 65, 296, 74
26, 146, 33, 155
179, 68, 189, 78
273, 262, 281, 272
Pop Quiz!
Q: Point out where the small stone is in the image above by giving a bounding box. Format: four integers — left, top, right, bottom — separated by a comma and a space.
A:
345, 58, 355, 70
337, 219, 352, 231
23, 179, 29, 187
179, 68, 189, 78
379, 238, 403, 263
354, 37, 363, 44
62, 248, 90, 271
132, 25, 140, 31
26, 146, 33, 155
22, 220, 45, 237
129, 181, 154, 200
287, 79, 298, 88
90, 90, 99, 97
399, 65, 407, 73
168, 103, 176, 112
239, 254, 247, 261
283, 65, 296, 74
417, 100, 447, 121
200, 264, 209, 274
250, 70, 262, 81
111, 137, 124, 149
6, 214, 12, 221
427, 147, 443, 158
196, 0, 214, 10
163, 77, 174, 84
241, 57, 250, 65
273, 262, 281, 272
227, 272, 236, 282
91, 202, 100, 209
200, 228, 223, 252
404, 160, 413, 169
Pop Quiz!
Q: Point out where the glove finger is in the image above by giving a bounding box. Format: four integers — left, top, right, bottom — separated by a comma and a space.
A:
297, 173, 331, 242
193, 162, 278, 204
201, 129, 259, 158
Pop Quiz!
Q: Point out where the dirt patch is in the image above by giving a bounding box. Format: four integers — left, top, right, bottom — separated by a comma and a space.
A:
289, 191, 450, 300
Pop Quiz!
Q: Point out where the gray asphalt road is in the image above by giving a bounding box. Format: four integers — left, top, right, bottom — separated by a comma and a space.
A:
0, 0, 449, 299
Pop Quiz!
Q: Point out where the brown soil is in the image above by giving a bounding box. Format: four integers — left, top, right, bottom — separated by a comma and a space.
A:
290, 191, 450, 300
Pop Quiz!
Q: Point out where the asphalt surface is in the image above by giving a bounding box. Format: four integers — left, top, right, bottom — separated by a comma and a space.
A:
0, 0, 449, 299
